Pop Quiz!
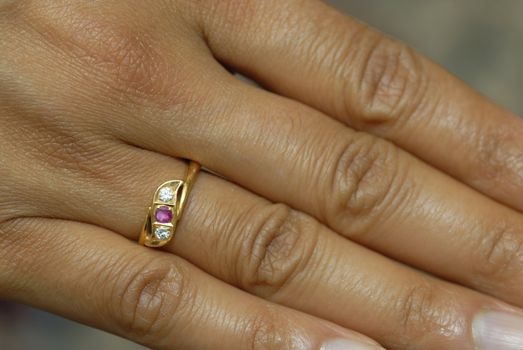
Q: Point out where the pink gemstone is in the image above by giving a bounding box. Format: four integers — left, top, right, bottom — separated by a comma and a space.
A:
155, 206, 172, 223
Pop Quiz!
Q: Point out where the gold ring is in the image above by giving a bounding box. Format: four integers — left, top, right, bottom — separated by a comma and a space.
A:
139, 160, 201, 247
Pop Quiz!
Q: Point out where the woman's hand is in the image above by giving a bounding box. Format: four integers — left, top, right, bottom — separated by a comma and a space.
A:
1, 1, 523, 349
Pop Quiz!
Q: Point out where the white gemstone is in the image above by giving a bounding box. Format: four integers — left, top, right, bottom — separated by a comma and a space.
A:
158, 187, 174, 202
154, 227, 171, 240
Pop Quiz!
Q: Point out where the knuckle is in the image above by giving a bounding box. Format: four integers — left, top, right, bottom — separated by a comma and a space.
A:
246, 305, 306, 350
345, 31, 429, 128
327, 134, 407, 237
473, 124, 523, 186
396, 283, 462, 345
474, 223, 523, 286
14, 0, 178, 105
108, 258, 192, 339
240, 204, 318, 299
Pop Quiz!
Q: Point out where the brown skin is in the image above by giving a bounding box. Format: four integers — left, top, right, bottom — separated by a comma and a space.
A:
1, 0, 523, 349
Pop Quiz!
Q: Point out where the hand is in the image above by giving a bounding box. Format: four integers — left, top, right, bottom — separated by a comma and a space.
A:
1, 1, 523, 350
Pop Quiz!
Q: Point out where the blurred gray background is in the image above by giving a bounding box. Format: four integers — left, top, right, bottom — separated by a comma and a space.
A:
1, 1, 522, 349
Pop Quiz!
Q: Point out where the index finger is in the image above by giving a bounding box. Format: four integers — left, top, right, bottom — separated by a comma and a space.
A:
196, 0, 523, 211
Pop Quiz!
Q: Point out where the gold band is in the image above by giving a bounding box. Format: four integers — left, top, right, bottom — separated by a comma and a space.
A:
139, 160, 201, 247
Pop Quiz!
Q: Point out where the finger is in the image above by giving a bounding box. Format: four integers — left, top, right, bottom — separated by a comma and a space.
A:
16, 145, 523, 350
195, 0, 523, 211
0, 218, 381, 350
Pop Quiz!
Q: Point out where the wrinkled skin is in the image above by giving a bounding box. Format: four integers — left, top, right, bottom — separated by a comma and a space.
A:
1, 1, 523, 350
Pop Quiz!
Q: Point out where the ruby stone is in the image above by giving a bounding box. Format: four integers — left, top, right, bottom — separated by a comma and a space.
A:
155, 206, 172, 223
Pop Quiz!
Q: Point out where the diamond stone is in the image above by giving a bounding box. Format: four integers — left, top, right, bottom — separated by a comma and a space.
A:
154, 227, 171, 240
158, 187, 174, 202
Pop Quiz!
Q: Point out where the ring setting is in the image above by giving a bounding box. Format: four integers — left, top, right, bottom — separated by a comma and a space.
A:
139, 161, 201, 247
